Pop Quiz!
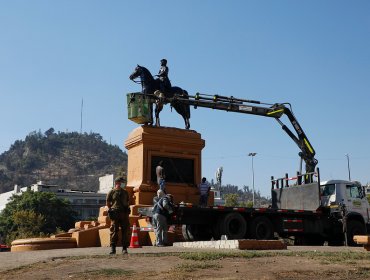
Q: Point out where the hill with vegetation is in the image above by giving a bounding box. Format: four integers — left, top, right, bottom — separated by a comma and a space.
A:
0, 128, 127, 193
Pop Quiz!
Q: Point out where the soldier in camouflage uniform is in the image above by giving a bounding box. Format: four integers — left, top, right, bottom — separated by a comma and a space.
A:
106, 176, 130, 254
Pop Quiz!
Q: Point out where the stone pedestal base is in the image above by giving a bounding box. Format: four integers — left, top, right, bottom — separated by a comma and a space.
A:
125, 125, 205, 205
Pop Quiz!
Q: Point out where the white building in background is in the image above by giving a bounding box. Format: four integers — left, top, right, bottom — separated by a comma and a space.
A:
98, 174, 114, 194
211, 186, 224, 206
0, 185, 21, 213
0, 176, 114, 220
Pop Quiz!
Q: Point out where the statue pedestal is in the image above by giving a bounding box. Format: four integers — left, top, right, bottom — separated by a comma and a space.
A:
124, 125, 206, 205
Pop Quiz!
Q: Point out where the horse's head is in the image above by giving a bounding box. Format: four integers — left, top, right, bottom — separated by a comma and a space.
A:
129, 65, 142, 81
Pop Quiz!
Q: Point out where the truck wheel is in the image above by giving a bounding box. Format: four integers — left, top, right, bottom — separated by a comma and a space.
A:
249, 216, 274, 240
215, 212, 247, 240
182, 224, 213, 241
346, 220, 366, 247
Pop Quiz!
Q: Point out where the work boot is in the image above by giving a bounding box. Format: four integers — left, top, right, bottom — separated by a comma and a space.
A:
109, 246, 116, 255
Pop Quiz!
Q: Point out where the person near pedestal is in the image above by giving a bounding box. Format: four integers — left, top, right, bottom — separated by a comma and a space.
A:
152, 193, 174, 246
106, 176, 130, 254
156, 160, 166, 193
199, 177, 211, 207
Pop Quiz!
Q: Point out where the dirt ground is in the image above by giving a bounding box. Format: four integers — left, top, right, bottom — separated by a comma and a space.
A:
1, 249, 370, 280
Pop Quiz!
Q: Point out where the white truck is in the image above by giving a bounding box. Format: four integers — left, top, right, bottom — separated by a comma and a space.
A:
173, 170, 369, 246
319, 179, 370, 245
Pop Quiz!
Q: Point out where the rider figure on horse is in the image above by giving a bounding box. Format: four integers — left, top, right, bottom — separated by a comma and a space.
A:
156, 59, 171, 94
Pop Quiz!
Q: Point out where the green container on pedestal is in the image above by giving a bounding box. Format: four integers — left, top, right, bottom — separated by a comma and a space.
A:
127, 92, 152, 124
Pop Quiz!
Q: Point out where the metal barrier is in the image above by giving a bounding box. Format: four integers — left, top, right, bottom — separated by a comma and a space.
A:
271, 168, 320, 190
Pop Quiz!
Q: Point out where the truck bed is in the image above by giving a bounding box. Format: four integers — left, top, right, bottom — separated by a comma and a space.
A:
271, 182, 321, 211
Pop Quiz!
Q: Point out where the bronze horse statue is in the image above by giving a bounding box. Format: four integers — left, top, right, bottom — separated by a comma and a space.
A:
129, 65, 191, 129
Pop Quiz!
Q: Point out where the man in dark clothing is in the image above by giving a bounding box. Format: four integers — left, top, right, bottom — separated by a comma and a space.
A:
156, 160, 166, 194
106, 176, 130, 254
152, 193, 174, 246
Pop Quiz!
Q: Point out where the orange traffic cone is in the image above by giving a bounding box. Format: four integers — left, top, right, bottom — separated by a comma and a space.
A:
129, 223, 141, 248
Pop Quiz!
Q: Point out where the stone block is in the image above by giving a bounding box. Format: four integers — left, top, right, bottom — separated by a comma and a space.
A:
126, 186, 135, 205
98, 215, 111, 226
99, 228, 120, 247
138, 218, 151, 228
75, 221, 92, 229
353, 235, 370, 245
72, 225, 108, 248
84, 224, 94, 230
238, 240, 287, 250
134, 191, 156, 205
133, 184, 157, 193
129, 215, 140, 227
99, 206, 108, 217
99, 227, 132, 247
172, 239, 287, 250
51, 233, 72, 238
11, 238, 77, 252
148, 231, 156, 246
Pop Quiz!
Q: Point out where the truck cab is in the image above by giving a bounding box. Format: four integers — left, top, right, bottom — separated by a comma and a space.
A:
321, 180, 370, 245
321, 180, 370, 223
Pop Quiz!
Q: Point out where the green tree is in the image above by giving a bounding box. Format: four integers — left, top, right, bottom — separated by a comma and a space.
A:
224, 193, 239, 207
5, 210, 46, 242
239, 200, 254, 208
0, 190, 76, 244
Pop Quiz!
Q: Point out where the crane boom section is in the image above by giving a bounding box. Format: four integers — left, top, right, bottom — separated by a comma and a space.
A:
133, 92, 318, 173
171, 92, 317, 173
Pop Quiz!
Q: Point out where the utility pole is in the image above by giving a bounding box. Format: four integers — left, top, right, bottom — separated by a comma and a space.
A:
248, 152, 257, 207
80, 98, 84, 134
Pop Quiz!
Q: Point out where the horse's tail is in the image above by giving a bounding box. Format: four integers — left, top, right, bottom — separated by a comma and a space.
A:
183, 90, 191, 118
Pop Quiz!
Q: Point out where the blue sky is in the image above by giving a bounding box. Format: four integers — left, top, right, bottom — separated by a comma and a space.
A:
1, 1, 369, 197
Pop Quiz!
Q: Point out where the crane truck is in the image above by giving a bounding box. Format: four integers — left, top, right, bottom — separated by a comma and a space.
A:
130, 92, 370, 246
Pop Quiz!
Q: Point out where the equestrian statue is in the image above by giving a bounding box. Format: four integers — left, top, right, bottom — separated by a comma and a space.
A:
129, 59, 191, 129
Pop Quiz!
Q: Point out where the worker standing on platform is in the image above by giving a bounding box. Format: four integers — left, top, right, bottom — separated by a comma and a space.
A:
199, 177, 211, 207
106, 176, 130, 255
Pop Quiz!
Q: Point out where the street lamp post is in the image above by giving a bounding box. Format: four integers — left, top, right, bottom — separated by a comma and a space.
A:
248, 152, 257, 207
346, 154, 351, 181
